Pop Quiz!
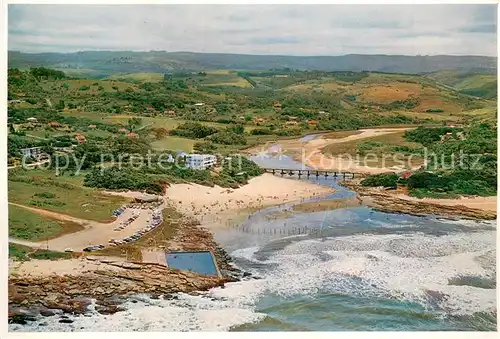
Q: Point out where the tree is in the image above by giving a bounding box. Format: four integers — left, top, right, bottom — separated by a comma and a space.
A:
127, 117, 143, 131
55, 99, 65, 110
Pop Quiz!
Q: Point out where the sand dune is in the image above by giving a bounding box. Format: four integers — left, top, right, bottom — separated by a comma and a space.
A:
164, 173, 335, 229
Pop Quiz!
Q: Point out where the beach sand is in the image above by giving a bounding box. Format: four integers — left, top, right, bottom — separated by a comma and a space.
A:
396, 194, 497, 212
164, 173, 335, 229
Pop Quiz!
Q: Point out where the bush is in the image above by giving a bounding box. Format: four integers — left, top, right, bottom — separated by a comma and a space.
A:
79, 86, 90, 91
251, 128, 273, 135
361, 172, 398, 188
170, 122, 219, 139
30, 250, 72, 260
33, 192, 56, 199
406, 171, 441, 189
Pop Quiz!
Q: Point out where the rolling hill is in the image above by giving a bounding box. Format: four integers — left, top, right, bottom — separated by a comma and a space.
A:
424, 70, 497, 99
8, 51, 497, 78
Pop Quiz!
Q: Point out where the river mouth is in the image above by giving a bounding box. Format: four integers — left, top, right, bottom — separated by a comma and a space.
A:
9, 153, 497, 332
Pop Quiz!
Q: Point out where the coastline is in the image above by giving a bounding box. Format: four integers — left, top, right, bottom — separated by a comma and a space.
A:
343, 181, 497, 220
8, 173, 334, 324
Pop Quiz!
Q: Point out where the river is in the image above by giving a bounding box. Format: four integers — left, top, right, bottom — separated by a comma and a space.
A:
9, 144, 497, 332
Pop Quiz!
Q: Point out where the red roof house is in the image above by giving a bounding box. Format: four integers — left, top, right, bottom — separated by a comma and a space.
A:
75, 135, 86, 144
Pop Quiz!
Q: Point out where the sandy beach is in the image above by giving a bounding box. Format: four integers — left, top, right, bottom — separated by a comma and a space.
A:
164, 173, 335, 229
396, 194, 497, 212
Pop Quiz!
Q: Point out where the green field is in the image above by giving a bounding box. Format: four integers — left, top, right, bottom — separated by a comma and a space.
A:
8, 169, 128, 222
151, 136, 196, 152
9, 243, 72, 261
9, 204, 84, 241
107, 72, 165, 83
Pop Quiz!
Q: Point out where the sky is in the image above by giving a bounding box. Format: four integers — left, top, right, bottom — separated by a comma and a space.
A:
8, 4, 498, 56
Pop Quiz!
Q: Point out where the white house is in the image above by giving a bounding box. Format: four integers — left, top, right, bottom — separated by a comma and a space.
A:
185, 154, 217, 170
21, 147, 42, 159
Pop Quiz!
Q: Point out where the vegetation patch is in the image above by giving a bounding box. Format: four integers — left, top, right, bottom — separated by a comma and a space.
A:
9, 204, 84, 241
361, 172, 399, 188
8, 169, 127, 222
8, 243, 72, 261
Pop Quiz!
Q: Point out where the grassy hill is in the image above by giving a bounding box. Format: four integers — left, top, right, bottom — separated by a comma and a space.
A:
425, 70, 497, 99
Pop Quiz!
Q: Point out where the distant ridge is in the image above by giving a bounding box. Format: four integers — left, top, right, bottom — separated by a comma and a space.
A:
8, 50, 497, 77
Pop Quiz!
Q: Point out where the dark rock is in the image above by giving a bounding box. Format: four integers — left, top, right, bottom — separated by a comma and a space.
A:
59, 319, 74, 324
242, 272, 252, 277
8, 314, 36, 325
95, 304, 125, 315
39, 323, 47, 326
40, 308, 56, 317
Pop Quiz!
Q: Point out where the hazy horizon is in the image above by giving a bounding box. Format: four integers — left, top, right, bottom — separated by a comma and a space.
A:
8, 4, 498, 57
7, 50, 498, 58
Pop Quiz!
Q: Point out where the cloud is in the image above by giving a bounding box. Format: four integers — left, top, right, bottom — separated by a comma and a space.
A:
7, 4, 498, 56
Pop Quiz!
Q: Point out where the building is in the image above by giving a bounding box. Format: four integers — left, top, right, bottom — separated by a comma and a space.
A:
26, 117, 38, 123
118, 128, 128, 133
48, 121, 62, 128
75, 135, 86, 144
273, 102, 282, 109
21, 147, 42, 159
185, 154, 217, 170
307, 120, 319, 125
194, 103, 205, 106
88, 124, 97, 129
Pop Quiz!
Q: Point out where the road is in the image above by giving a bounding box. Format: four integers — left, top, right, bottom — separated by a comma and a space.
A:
8, 202, 163, 252
8, 159, 50, 170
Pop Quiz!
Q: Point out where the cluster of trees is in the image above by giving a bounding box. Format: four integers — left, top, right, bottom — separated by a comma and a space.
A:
29, 67, 66, 80
84, 166, 165, 194
170, 122, 219, 139
170, 122, 248, 146
404, 126, 459, 146
83, 152, 265, 193
361, 173, 399, 189
362, 123, 497, 197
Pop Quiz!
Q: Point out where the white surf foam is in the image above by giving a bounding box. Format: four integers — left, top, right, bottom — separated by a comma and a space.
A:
10, 223, 496, 331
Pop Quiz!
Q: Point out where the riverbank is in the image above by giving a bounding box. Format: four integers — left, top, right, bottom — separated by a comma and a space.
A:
244, 128, 414, 174
344, 181, 497, 220
164, 173, 335, 230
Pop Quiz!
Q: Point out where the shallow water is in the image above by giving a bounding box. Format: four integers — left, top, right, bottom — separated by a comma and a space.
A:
9, 155, 497, 332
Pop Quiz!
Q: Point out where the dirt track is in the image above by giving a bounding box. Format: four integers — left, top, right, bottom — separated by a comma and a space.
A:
8, 202, 159, 252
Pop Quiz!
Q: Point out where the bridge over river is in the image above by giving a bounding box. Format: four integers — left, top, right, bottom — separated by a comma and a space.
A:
262, 167, 365, 179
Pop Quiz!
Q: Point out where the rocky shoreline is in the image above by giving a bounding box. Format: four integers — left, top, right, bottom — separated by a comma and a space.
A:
8, 214, 246, 326
343, 182, 497, 221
